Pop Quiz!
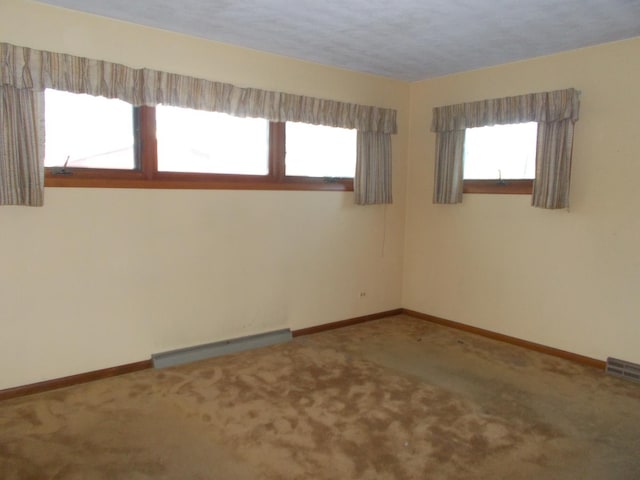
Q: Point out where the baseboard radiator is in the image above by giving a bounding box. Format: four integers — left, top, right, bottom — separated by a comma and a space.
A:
152, 329, 292, 369
606, 357, 640, 384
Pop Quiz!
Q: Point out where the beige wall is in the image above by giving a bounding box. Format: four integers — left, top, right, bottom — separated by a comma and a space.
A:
403, 37, 640, 364
0, 0, 409, 389
2, 0, 639, 391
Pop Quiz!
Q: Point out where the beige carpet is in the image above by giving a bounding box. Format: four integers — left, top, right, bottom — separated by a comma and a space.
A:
1, 315, 639, 479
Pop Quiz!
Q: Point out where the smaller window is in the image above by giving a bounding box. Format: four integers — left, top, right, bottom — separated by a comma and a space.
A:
285, 122, 357, 178
463, 122, 537, 194
156, 106, 270, 175
45, 89, 135, 170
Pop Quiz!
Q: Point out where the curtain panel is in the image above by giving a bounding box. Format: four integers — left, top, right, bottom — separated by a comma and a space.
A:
0, 42, 397, 206
355, 132, 392, 205
430, 88, 580, 208
432, 130, 465, 204
0, 86, 44, 206
532, 119, 576, 209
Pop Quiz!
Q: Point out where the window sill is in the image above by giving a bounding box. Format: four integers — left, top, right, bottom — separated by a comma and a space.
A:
44, 170, 354, 192
463, 179, 532, 195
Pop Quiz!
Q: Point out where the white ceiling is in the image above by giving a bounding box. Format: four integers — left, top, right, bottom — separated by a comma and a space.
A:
35, 0, 640, 81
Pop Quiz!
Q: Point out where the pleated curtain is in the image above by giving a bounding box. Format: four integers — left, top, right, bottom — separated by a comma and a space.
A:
431, 88, 580, 208
532, 115, 576, 209
0, 42, 397, 206
432, 130, 465, 205
0, 85, 44, 206
355, 131, 392, 205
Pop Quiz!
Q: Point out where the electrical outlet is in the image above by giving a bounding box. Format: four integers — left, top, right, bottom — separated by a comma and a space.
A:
359, 291, 367, 298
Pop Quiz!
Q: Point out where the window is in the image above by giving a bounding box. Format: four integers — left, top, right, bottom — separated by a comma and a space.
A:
285, 122, 356, 178
463, 122, 537, 194
44, 91, 354, 191
156, 106, 269, 175
432, 88, 578, 207
45, 89, 135, 170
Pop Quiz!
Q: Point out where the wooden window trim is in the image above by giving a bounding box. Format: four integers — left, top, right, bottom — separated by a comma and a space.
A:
463, 179, 533, 195
44, 107, 354, 192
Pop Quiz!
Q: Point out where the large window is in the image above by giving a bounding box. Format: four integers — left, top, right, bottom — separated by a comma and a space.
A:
44, 90, 355, 191
463, 122, 537, 194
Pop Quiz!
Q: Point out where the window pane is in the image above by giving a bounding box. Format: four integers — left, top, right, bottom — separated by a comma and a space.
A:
156, 106, 269, 175
464, 122, 537, 180
285, 122, 356, 178
45, 89, 135, 169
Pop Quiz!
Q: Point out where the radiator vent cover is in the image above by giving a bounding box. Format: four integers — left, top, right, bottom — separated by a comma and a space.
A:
152, 329, 292, 369
606, 357, 640, 384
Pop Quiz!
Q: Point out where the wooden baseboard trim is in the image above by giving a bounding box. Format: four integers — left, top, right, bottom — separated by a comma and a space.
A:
2, 308, 602, 401
402, 309, 606, 370
0, 359, 152, 402
292, 308, 403, 337
1, 310, 403, 401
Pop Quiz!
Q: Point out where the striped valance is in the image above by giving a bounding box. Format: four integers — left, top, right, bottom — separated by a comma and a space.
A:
0, 43, 397, 134
1, 42, 395, 206
431, 88, 580, 132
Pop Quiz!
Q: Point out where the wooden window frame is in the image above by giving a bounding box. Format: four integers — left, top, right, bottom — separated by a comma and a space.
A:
45, 106, 354, 192
463, 179, 533, 194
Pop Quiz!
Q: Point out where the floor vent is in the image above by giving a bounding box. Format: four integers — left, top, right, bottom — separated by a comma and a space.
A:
152, 329, 292, 369
606, 357, 640, 384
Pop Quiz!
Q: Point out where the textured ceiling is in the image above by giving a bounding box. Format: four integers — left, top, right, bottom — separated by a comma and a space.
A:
35, 0, 640, 81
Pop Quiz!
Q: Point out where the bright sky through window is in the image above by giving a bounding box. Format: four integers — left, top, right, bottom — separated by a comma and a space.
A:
44, 89, 134, 169
286, 122, 357, 178
45, 91, 358, 181
156, 106, 270, 175
464, 122, 537, 180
